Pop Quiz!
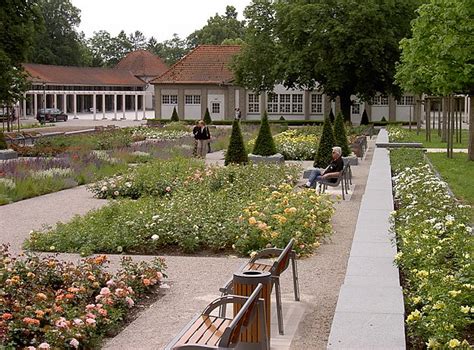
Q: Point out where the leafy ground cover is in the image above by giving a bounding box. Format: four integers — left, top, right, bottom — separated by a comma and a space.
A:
0, 245, 166, 349
26, 163, 334, 257
388, 126, 468, 149
427, 153, 474, 221
390, 154, 473, 349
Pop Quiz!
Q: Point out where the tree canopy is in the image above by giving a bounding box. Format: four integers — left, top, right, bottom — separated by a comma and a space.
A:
396, 0, 474, 96
29, 0, 90, 66
233, 0, 421, 120
187, 6, 245, 48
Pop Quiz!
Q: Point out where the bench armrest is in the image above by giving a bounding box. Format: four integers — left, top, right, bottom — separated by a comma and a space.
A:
202, 295, 251, 316
322, 171, 341, 179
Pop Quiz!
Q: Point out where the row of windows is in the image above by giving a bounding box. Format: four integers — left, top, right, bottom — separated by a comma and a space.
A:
397, 96, 414, 105
250, 93, 323, 114
163, 95, 202, 105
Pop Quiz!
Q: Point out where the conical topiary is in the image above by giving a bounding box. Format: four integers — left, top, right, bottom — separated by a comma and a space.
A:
203, 107, 212, 125
314, 115, 335, 167
360, 109, 369, 125
170, 107, 179, 122
225, 119, 248, 165
333, 112, 351, 157
252, 110, 276, 156
329, 108, 335, 123
0, 133, 7, 150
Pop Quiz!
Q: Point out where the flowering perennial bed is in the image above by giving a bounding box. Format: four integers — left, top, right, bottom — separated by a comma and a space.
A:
391, 162, 473, 349
27, 164, 334, 256
0, 245, 166, 349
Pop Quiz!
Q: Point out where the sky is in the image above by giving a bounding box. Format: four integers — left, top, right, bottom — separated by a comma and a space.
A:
71, 0, 252, 41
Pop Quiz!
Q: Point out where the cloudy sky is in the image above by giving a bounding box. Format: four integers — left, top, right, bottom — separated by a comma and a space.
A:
71, 0, 252, 41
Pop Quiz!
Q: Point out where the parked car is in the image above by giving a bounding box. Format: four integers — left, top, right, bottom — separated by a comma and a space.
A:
36, 108, 68, 123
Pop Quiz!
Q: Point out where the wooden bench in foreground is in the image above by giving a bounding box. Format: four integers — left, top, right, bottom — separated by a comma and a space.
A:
219, 239, 299, 335
165, 283, 269, 350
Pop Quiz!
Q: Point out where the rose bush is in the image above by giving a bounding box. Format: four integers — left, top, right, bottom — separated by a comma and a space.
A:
391, 160, 473, 349
0, 245, 166, 349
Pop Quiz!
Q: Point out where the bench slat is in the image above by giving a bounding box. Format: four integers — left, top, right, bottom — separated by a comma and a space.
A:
174, 315, 214, 347
174, 315, 231, 348
247, 262, 272, 272
204, 318, 232, 346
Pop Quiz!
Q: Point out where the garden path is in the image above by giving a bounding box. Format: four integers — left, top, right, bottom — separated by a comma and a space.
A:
0, 142, 375, 349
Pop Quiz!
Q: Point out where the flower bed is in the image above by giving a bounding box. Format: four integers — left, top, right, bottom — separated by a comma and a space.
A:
0, 245, 166, 349
27, 163, 334, 256
391, 154, 473, 349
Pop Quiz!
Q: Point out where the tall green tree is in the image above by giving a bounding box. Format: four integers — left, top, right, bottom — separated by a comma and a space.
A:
29, 0, 90, 66
396, 0, 474, 160
88, 30, 132, 67
129, 30, 147, 51
234, 0, 421, 121
225, 119, 248, 165
253, 110, 277, 156
186, 5, 246, 48
0, 0, 39, 130
314, 116, 335, 168
149, 34, 188, 65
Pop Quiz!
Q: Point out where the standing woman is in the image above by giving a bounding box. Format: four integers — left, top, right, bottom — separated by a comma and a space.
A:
195, 120, 211, 158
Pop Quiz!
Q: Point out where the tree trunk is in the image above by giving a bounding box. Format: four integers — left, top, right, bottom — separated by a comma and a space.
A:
469, 95, 474, 161
339, 93, 352, 123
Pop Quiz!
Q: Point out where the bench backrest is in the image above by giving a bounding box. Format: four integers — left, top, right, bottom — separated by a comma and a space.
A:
273, 238, 295, 275
219, 283, 264, 347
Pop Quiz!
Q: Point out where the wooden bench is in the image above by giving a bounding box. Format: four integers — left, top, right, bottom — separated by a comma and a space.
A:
219, 239, 299, 335
165, 283, 269, 350
317, 162, 351, 200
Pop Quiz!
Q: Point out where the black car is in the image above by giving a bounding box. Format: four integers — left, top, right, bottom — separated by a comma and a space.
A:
36, 108, 68, 123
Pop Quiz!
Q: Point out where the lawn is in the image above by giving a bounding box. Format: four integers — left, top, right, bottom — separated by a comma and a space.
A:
428, 152, 474, 220
402, 129, 469, 149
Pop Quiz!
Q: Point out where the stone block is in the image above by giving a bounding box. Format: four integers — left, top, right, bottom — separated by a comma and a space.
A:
248, 153, 285, 164
349, 241, 398, 258
335, 284, 404, 314
0, 149, 18, 160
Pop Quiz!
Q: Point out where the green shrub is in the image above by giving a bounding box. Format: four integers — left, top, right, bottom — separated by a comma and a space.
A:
225, 119, 248, 165
203, 107, 212, 125
381, 116, 387, 122
314, 116, 335, 167
252, 110, 277, 156
171, 107, 179, 122
360, 109, 369, 125
279, 116, 285, 121
0, 133, 7, 150
329, 108, 335, 123
333, 112, 351, 157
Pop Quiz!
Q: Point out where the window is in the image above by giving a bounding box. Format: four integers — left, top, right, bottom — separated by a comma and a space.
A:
397, 95, 414, 105
371, 95, 389, 106
267, 93, 278, 113
311, 94, 323, 114
162, 94, 177, 105
211, 102, 220, 114
292, 94, 303, 113
352, 103, 360, 114
279, 94, 291, 113
185, 95, 201, 105
248, 93, 260, 113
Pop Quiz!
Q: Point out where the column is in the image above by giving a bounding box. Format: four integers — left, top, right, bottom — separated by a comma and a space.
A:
73, 94, 77, 119
93, 93, 97, 121
34, 93, 38, 117
63, 94, 67, 113
23, 95, 27, 118
155, 87, 162, 119
142, 93, 146, 119
178, 88, 185, 119
122, 94, 126, 119
200, 87, 208, 118
102, 94, 106, 119
113, 94, 117, 120
304, 90, 310, 120
53, 94, 57, 109
134, 93, 138, 121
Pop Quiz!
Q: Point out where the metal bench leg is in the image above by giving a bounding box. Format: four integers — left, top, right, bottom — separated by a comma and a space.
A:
341, 180, 345, 200
291, 255, 300, 301
274, 279, 284, 335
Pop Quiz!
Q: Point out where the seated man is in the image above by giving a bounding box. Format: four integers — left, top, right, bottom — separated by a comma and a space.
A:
303, 146, 344, 188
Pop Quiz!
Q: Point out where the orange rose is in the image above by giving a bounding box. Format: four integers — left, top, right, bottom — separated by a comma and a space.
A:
1, 313, 13, 320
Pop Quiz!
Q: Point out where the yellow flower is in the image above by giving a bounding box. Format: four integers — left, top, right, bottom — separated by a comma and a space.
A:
284, 207, 297, 214
448, 339, 460, 348
248, 217, 257, 225
426, 338, 440, 349
406, 309, 421, 323
412, 296, 421, 305
416, 270, 429, 278
257, 222, 269, 231
433, 301, 445, 310
448, 290, 462, 297
460, 306, 470, 314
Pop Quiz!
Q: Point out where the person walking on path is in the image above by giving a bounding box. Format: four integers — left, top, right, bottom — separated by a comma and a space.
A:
194, 120, 211, 158
304, 146, 344, 188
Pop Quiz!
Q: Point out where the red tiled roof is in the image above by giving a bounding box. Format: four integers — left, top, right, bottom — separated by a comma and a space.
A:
152, 45, 241, 85
116, 50, 168, 77
23, 63, 145, 86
